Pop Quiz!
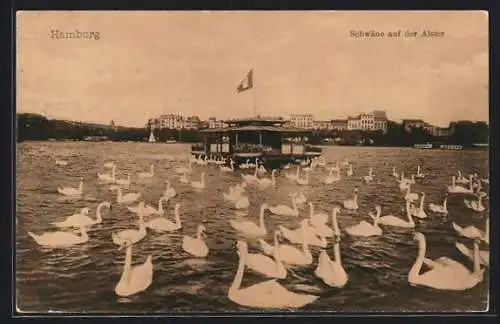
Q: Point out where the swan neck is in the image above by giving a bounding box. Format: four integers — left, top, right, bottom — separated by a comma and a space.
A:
309, 203, 314, 218
229, 249, 246, 294
485, 218, 489, 240
273, 232, 283, 267
301, 223, 311, 257
259, 205, 266, 231
121, 244, 133, 284
332, 209, 340, 235
419, 194, 425, 209
175, 206, 181, 226
96, 204, 104, 223
473, 241, 481, 274
406, 203, 414, 224
333, 239, 342, 265
409, 236, 426, 281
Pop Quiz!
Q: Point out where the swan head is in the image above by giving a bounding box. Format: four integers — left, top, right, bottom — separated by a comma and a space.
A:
333, 206, 341, 213
197, 225, 207, 238
374, 205, 382, 214
101, 201, 112, 209
81, 207, 91, 215
118, 237, 134, 251
272, 169, 277, 174
413, 232, 425, 241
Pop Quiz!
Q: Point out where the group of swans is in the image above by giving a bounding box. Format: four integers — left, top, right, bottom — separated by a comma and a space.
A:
223, 182, 250, 209
97, 162, 132, 185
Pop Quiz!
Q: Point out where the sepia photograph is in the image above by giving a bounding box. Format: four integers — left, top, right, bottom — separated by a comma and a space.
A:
15, 10, 489, 313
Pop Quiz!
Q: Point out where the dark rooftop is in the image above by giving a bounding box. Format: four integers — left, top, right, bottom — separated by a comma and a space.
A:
199, 125, 310, 133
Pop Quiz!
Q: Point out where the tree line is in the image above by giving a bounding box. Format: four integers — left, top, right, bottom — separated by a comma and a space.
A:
17, 113, 488, 147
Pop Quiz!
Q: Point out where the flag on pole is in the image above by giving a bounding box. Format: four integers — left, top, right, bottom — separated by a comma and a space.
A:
236, 69, 253, 93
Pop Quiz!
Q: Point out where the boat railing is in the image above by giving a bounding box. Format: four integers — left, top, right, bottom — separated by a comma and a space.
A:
233, 143, 269, 153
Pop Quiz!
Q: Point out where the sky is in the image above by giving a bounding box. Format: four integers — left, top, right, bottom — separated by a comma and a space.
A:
17, 11, 488, 127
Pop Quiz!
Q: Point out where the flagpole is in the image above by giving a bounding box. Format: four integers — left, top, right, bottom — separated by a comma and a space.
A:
253, 70, 257, 118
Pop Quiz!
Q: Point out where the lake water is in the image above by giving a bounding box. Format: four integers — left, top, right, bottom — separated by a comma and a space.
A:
16, 141, 489, 313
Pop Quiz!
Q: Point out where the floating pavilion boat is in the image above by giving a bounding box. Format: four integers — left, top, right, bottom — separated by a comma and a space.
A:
191, 117, 322, 169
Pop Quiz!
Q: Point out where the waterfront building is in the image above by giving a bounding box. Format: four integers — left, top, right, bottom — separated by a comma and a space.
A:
290, 114, 314, 129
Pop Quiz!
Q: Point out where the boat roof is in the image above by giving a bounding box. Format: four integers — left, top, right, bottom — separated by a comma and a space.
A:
199, 125, 310, 133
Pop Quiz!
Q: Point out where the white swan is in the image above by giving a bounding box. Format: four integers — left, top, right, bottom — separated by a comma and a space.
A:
244, 231, 287, 279
279, 221, 327, 248
276, 219, 315, 265
144, 203, 182, 232
324, 167, 341, 184
228, 240, 318, 309
404, 184, 418, 202
28, 223, 89, 248
428, 196, 448, 214
111, 210, 147, 246
234, 195, 250, 210
57, 177, 84, 197
257, 169, 277, 188
415, 165, 425, 179
98, 164, 116, 183
240, 159, 251, 169
343, 189, 359, 210
363, 167, 374, 182
109, 185, 141, 204
392, 166, 399, 178
296, 169, 309, 186
452, 219, 489, 245
464, 194, 485, 212
137, 164, 154, 179
241, 165, 259, 183
128, 198, 169, 216
114, 239, 153, 297
50, 207, 91, 228
220, 159, 235, 172
408, 232, 484, 291
175, 162, 193, 174
163, 180, 177, 199
455, 242, 489, 267
55, 160, 68, 166
294, 192, 307, 205
190, 172, 206, 189
182, 225, 209, 258
52, 202, 111, 228
377, 201, 414, 228
456, 170, 470, 184
410, 192, 428, 219
115, 174, 131, 186
309, 207, 339, 238
447, 175, 473, 194
104, 161, 114, 168
223, 186, 243, 202
268, 194, 299, 217
308, 202, 329, 226
345, 207, 382, 237
229, 203, 268, 237
314, 211, 347, 288
346, 164, 354, 177
285, 166, 300, 181
257, 164, 267, 175
340, 158, 349, 166
179, 171, 189, 184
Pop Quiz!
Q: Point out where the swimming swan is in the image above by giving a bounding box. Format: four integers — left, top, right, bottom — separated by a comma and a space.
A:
324, 167, 341, 184
144, 203, 182, 232
227, 240, 318, 309
452, 219, 489, 245
296, 169, 309, 186
447, 175, 473, 194
377, 201, 415, 228
257, 169, 277, 188
128, 198, 169, 216
244, 231, 287, 279
363, 167, 374, 182
137, 164, 154, 179
98, 164, 116, 183
456, 170, 470, 184
241, 165, 259, 183
464, 194, 485, 212
410, 192, 428, 219
404, 184, 419, 202
114, 239, 153, 297
343, 189, 359, 210
308, 202, 329, 226
234, 195, 250, 210
455, 242, 489, 267
28, 223, 89, 248
345, 207, 382, 237
57, 177, 84, 197
175, 162, 193, 174
428, 196, 448, 214
229, 203, 268, 237
279, 221, 327, 248
190, 172, 206, 189
346, 164, 354, 177
56, 160, 68, 166
314, 211, 347, 288
163, 180, 177, 199
285, 166, 300, 181
111, 210, 147, 246
309, 207, 339, 238
109, 185, 141, 204
182, 225, 209, 258
268, 194, 299, 217
52, 202, 111, 228
179, 171, 189, 184
220, 159, 235, 172
408, 232, 484, 291
415, 165, 425, 179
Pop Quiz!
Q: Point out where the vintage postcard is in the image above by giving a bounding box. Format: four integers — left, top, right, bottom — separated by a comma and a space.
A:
16, 10, 489, 313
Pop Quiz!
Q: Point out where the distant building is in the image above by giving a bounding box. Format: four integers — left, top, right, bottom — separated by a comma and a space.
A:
402, 119, 426, 129
347, 116, 361, 130
346, 111, 388, 133
331, 119, 348, 131
290, 114, 314, 129
313, 120, 333, 130
208, 117, 227, 129
184, 116, 201, 129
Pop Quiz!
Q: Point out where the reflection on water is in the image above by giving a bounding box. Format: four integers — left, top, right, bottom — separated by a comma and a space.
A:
16, 142, 489, 312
